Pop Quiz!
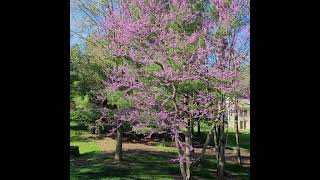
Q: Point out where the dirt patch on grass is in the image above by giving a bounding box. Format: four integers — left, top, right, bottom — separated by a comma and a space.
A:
94, 137, 250, 165
95, 137, 176, 153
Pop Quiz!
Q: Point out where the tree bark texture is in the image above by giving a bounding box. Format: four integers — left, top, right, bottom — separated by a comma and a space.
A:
114, 126, 123, 161
235, 99, 242, 165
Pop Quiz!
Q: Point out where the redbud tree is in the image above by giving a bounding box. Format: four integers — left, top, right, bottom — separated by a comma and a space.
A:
97, 0, 249, 179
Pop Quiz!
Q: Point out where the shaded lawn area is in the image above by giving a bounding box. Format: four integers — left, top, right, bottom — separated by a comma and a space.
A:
70, 150, 249, 180
70, 150, 178, 180
70, 121, 250, 179
225, 129, 250, 151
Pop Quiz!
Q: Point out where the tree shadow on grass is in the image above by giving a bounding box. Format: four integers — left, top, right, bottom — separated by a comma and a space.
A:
225, 131, 250, 151
70, 151, 123, 179
70, 136, 95, 142
70, 122, 88, 132
71, 150, 249, 180
193, 154, 250, 180
70, 150, 179, 180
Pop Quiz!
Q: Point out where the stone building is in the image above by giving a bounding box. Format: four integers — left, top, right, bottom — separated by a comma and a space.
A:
226, 98, 250, 130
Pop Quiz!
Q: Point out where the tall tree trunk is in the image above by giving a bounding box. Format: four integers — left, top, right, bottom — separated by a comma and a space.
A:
224, 124, 229, 164
197, 119, 201, 136
175, 135, 187, 180
189, 118, 195, 155
214, 123, 220, 175
194, 102, 219, 166
114, 126, 123, 161
217, 120, 225, 179
225, 124, 229, 148
235, 100, 242, 165
225, 99, 230, 151
215, 99, 227, 179
195, 122, 215, 165
213, 104, 220, 174
185, 118, 192, 180
191, 118, 194, 136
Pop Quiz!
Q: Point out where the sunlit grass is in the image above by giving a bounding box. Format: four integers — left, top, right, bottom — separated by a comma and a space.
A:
70, 122, 100, 154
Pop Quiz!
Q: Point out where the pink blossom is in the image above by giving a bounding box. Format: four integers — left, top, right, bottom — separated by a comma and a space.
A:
188, 32, 198, 44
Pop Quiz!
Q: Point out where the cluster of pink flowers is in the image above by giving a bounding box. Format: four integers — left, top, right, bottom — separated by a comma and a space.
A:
105, 66, 144, 92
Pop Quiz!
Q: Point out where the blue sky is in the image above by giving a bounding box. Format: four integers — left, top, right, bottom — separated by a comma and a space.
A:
70, 8, 88, 47
70, 22, 81, 47
70, 3, 249, 56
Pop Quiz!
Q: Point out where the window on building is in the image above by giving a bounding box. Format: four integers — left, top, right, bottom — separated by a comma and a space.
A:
229, 109, 233, 117
239, 109, 248, 117
243, 109, 248, 117
239, 120, 248, 129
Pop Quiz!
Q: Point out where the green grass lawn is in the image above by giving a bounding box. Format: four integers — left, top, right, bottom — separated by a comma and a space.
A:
70, 121, 250, 180
193, 121, 250, 151
71, 150, 249, 180
70, 122, 101, 154
225, 128, 250, 151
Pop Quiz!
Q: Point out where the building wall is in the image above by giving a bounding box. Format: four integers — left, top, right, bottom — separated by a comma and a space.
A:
226, 99, 250, 130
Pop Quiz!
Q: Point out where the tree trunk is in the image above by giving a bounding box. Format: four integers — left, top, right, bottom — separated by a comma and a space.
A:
185, 118, 192, 180
196, 122, 215, 164
197, 119, 201, 136
225, 125, 229, 147
224, 124, 228, 164
225, 99, 230, 151
114, 126, 123, 161
215, 99, 227, 179
235, 100, 242, 165
213, 104, 220, 173
217, 121, 225, 179
214, 123, 220, 174
191, 118, 194, 136
175, 135, 187, 180
189, 118, 195, 155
